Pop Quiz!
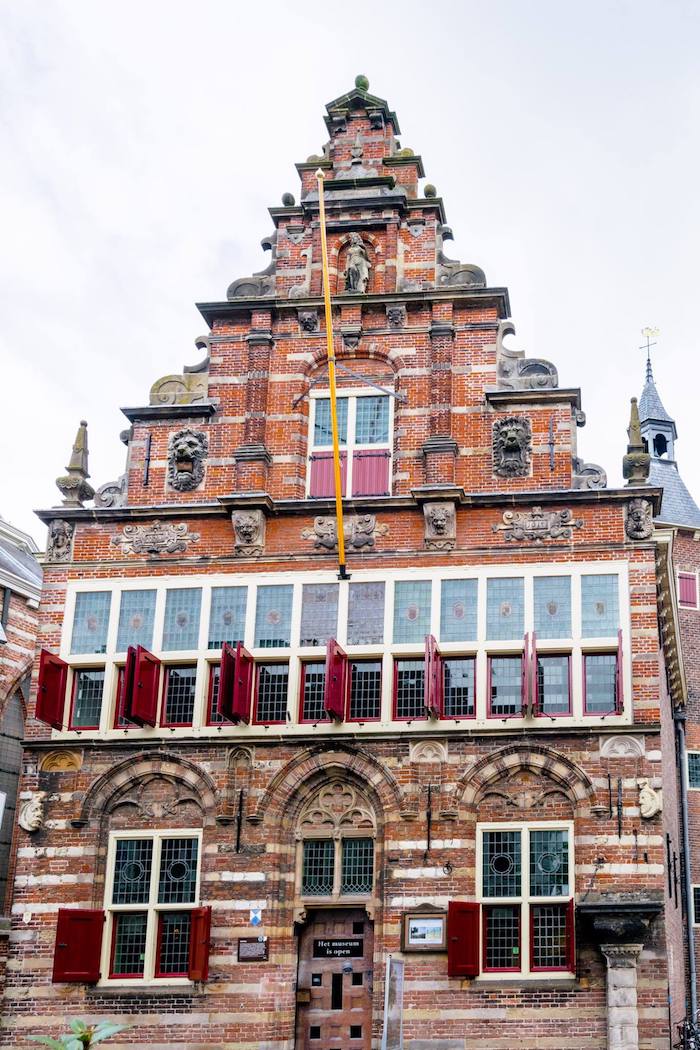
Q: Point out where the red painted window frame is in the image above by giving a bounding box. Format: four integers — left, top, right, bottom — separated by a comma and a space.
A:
230, 643, 254, 725
298, 661, 331, 725
154, 911, 191, 979
67, 667, 104, 731
582, 645, 620, 716
424, 634, 443, 719
441, 655, 477, 721
392, 657, 428, 722
324, 638, 348, 722
346, 659, 383, 723
36, 649, 69, 731
160, 665, 197, 728
679, 571, 698, 608
482, 904, 522, 973
252, 662, 289, 726
529, 900, 575, 973
113, 666, 128, 729
533, 651, 572, 719
52, 908, 104, 983
447, 900, 481, 977
108, 911, 148, 979
206, 663, 234, 726
486, 654, 524, 720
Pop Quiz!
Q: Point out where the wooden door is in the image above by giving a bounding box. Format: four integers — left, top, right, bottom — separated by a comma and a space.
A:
295, 908, 373, 1050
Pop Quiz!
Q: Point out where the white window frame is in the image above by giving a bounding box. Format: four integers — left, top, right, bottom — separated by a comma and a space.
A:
677, 570, 699, 610
687, 751, 700, 790
476, 820, 575, 980
54, 560, 632, 741
100, 828, 203, 987
306, 386, 394, 498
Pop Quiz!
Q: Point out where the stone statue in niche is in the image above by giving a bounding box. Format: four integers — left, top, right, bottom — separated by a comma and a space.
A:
625, 498, 653, 541
46, 519, 74, 562
423, 502, 456, 551
493, 416, 532, 478
231, 510, 265, 557
167, 429, 208, 492
344, 233, 371, 293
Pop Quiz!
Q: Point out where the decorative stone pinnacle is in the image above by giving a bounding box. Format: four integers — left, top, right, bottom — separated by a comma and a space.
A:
55, 420, 95, 507
622, 397, 651, 487
355, 74, 369, 91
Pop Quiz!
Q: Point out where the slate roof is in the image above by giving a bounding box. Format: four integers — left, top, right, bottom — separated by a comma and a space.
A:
639, 374, 676, 430
0, 538, 42, 593
649, 457, 700, 529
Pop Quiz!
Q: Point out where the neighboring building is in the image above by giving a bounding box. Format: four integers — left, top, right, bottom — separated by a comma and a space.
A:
0, 78, 690, 1049
0, 517, 41, 908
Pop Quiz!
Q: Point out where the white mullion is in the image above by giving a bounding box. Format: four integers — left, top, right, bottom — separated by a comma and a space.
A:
522, 827, 531, 974
431, 576, 441, 638
337, 579, 349, 647
152, 588, 167, 658
383, 581, 396, 723
105, 587, 120, 655
244, 583, 256, 649
145, 833, 162, 981
346, 395, 357, 497
524, 576, 534, 635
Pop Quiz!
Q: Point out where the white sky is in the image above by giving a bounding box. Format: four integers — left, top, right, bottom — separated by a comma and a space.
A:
2, 0, 699, 545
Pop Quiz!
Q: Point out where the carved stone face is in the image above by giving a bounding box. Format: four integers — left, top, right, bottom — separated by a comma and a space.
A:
167, 429, 208, 491
493, 416, 532, 478
428, 505, 450, 534
234, 513, 259, 544
626, 498, 652, 540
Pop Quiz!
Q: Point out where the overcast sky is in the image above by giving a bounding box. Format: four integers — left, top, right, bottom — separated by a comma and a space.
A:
2, 0, 699, 545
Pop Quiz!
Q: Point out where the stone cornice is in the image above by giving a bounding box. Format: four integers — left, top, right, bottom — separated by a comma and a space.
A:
485, 388, 582, 410
121, 402, 217, 424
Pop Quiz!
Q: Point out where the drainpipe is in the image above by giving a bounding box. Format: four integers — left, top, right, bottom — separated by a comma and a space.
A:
675, 710, 698, 1021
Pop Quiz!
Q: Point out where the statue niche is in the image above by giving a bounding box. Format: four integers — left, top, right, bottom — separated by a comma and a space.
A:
342, 233, 372, 294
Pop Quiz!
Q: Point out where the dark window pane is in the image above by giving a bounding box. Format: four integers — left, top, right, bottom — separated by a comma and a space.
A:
443, 658, 475, 717
393, 581, 431, 644
531, 904, 567, 969
395, 659, 425, 719
300, 584, 339, 647
530, 830, 569, 896
157, 912, 192, 976
348, 582, 385, 645
484, 906, 520, 970
486, 578, 524, 640
301, 662, 327, 721
162, 589, 202, 651
255, 664, 289, 723
348, 661, 382, 720
117, 590, 156, 651
158, 838, 199, 904
534, 577, 571, 639
350, 1026, 363, 1039
255, 585, 293, 648
341, 838, 374, 893
584, 653, 617, 713
581, 575, 619, 636
537, 656, 570, 715
111, 912, 147, 976
71, 592, 111, 654
693, 886, 700, 923
208, 587, 247, 650
112, 839, 153, 905
482, 830, 522, 897
163, 666, 197, 726
208, 664, 225, 725
71, 669, 104, 728
440, 579, 477, 642
355, 396, 389, 444
302, 840, 334, 895
689, 753, 700, 789
314, 397, 348, 445
489, 657, 522, 717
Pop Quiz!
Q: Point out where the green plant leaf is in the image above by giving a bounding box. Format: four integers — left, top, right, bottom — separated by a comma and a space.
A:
90, 1025, 128, 1043
68, 1022, 87, 1036
64, 1040, 83, 1050
27, 1039, 66, 1049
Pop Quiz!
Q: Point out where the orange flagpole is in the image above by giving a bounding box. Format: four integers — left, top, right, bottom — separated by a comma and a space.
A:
316, 168, 349, 579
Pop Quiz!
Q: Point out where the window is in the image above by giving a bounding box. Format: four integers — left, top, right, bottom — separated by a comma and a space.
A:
301, 837, 374, 897
441, 579, 478, 642
255, 586, 293, 648
534, 577, 571, 639
584, 653, 619, 715
581, 575, 618, 636
208, 587, 247, 649
300, 584, 339, 647
71, 593, 111, 654
393, 581, 431, 644
106, 831, 201, 982
678, 572, 698, 609
348, 582, 385, 645
161, 666, 197, 727
693, 886, 700, 925
348, 660, 382, 721
443, 658, 475, 718
117, 590, 156, 652
300, 662, 328, 723
254, 664, 289, 724
479, 824, 573, 975
308, 392, 391, 498
394, 659, 425, 720
70, 669, 105, 729
162, 589, 201, 651
487, 579, 524, 640
488, 656, 523, 718
536, 655, 571, 716
688, 752, 700, 790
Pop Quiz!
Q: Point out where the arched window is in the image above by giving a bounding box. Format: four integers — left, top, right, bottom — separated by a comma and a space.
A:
295, 779, 377, 902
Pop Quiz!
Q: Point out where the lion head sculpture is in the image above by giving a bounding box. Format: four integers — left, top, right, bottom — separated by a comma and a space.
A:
493, 416, 532, 478
167, 429, 208, 492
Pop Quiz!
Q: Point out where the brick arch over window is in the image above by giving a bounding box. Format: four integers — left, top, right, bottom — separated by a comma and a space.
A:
300, 344, 410, 380
460, 744, 597, 814
247, 746, 405, 827
0, 660, 31, 723
74, 750, 219, 827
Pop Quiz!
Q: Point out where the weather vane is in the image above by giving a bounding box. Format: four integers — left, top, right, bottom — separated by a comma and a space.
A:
639, 326, 659, 380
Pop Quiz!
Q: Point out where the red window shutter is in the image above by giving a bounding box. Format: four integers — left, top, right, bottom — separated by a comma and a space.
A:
36, 649, 68, 730
679, 572, 698, 607
126, 646, 160, 726
188, 906, 212, 982
231, 643, 254, 724
324, 638, 348, 721
309, 451, 347, 498
52, 908, 104, 982
565, 898, 576, 973
448, 901, 480, 977
615, 629, 623, 714
529, 632, 539, 716
521, 633, 530, 716
351, 449, 391, 497
424, 634, 443, 718
218, 643, 236, 721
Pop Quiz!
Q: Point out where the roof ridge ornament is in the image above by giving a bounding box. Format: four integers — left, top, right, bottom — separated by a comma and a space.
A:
55, 420, 94, 507
622, 397, 651, 486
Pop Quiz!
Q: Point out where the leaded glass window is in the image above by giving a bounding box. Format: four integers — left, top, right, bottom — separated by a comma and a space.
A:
440, 579, 478, 642
489, 657, 522, 717
71, 592, 111, 654
157, 912, 191, 976
208, 587, 247, 650
487, 578, 524, 640
531, 905, 567, 969
162, 588, 201, 651
255, 664, 289, 723
341, 838, 374, 893
482, 830, 522, 897
584, 653, 617, 714
395, 659, 425, 719
443, 657, 475, 717
581, 575, 619, 636
158, 838, 198, 904
689, 753, 700, 789
71, 669, 105, 728
117, 590, 156, 651
537, 656, 571, 715
162, 666, 197, 726
693, 886, 700, 923
534, 577, 571, 639
348, 661, 382, 720
355, 396, 389, 444
348, 582, 385, 645
393, 581, 431, 644
484, 906, 520, 970
300, 584, 339, 647
255, 585, 293, 648
302, 840, 335, 895
314, 398, 348, 445
301, 662, 327, 722
113, 839, 153, 905
112, 913, 147, 976
529, 830, 569, 896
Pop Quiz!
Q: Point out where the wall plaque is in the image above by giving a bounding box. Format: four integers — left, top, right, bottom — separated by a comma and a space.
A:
238, 936, 269, 962
313, 938, 363, 959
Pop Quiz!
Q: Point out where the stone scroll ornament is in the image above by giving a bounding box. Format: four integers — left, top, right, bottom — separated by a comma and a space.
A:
493, 416, 532, 478
232, 510, 265, 557
625, 498, 653, 541
301, 515, 388, 551
493, 506, 583, 543
46, 519, 74, 562
111, 520, 200, 556
167, 429, 209, 492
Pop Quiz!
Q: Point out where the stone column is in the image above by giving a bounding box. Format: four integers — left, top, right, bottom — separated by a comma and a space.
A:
600, 943, 644, 1050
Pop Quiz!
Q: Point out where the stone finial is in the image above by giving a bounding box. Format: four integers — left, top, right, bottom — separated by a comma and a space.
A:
355, 74, 370, 91
55, 421, 94, 506
622, 397, 651, 486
